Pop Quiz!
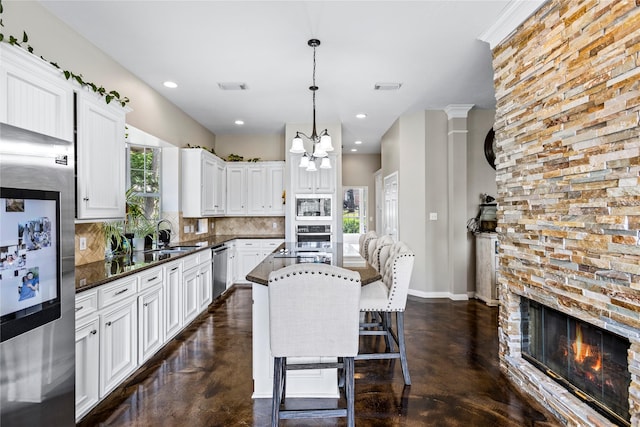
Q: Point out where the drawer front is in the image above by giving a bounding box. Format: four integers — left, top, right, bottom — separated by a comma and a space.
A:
198, 248, 212, 263
138, 266, 163, 292
236, 240, 260, 248
261, 240, 283, 250
182, 253, 200, 271
98, 276, 138, 309
75, 290, 98, 320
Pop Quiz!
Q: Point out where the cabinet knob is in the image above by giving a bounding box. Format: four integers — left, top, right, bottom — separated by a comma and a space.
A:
105, 321, 112, 327
83, 197, 89, 201
90, 330, 97, 335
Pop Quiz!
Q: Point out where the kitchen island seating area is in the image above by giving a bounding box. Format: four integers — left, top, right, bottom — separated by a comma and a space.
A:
268, 263, 361, 426
357, 239, 415, 385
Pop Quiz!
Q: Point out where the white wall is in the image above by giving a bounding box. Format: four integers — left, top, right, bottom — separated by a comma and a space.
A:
2, 1, 215, 149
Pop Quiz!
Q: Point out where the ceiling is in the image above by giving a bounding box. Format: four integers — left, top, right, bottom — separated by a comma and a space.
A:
40, 1, 512, 154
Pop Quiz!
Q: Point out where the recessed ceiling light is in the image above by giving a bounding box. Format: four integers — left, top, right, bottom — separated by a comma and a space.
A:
351, 148, 358, 152
356, 113, 367, 119
218, 82, 248, 90
234, 120, 244, 125
354, 140, 363, 145
374, 82, 402, 90
163, 81, 178, 88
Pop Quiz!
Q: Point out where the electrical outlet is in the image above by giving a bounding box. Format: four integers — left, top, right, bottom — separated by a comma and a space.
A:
429, 212, 438, 221
272, 222, 278, 229
184, 225, 190, 234
79, 237, 87, 250
190, 225, 194, 233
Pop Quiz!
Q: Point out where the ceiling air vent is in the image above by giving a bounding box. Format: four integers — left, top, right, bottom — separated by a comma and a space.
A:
374, 82, 402, 91
218, 82, 248, 90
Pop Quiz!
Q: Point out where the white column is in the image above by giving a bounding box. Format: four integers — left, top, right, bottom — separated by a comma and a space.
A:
445, 104, 473, 299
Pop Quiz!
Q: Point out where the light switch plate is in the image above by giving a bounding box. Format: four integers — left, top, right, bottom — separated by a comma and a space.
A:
79, 237, 87, 250
429, 212, 438, 221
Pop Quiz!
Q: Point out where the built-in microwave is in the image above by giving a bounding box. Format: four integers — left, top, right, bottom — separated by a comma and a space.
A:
295, 194, 332, 221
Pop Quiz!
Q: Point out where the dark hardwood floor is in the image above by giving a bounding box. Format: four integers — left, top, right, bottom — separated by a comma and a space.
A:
78, 285, 558, 426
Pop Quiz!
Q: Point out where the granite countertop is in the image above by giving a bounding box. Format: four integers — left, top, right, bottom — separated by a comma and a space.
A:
246, 242, 381, 286
75, 234, 284, 293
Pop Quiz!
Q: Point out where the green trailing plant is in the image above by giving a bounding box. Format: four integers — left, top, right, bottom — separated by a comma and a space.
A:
102, 220, 125, 253
186, 144, 217, 156
0, 0, 129, 107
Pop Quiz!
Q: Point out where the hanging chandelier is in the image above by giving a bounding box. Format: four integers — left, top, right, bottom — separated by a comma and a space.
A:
289, 39, 333, 171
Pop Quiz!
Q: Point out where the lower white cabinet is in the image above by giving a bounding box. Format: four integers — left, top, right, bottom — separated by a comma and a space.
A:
75, 315, 99, 422
75, 248, 217, 421
183, 266, 200, 324
234, 239, 283, 283
100, 297, 138, 398
138, 285, 164, 364
183, 251, 212, 323
164, 261, 183, 340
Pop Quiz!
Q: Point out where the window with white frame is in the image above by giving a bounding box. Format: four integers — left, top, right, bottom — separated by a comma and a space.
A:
127, 144, 161, 220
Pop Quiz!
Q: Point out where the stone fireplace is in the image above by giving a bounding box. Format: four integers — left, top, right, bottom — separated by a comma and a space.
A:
489, 0, 640, 425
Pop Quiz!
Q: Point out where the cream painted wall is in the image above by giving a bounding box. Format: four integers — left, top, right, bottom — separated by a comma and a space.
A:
342, 153, 381, 232
215, 134, 285, 161
2, 1, 215, 149
379, 108, 497, 298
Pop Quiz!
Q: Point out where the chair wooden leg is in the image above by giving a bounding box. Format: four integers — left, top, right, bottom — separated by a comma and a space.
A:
383, 311, 393, 351
272, 357, 283, 426
281, 357, 287, 404
345, 357, 355, 427
396, 312, 411, 385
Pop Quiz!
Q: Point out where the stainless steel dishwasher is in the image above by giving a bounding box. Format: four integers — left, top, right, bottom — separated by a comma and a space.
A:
212, 245, 228, 300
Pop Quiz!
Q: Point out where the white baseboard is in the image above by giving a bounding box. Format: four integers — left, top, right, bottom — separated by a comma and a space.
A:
408, 289, 469, 301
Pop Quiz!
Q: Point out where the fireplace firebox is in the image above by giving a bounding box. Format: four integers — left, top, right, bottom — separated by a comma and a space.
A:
521, 299, 631, 426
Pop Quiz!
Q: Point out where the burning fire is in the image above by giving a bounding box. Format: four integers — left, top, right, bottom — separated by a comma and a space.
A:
572, 324, 602, 372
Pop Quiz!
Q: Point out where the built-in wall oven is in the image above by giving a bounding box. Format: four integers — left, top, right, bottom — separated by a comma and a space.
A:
296, 224, 332, 243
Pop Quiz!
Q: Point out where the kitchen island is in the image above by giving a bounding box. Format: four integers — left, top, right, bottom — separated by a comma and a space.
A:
247, 242, 380, 398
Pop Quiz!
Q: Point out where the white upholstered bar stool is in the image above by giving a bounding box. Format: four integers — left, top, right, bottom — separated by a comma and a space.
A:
357, 242, 415, 385
268, 263, 362, 427
369, 235, 394, 272
359, 231, 377, 260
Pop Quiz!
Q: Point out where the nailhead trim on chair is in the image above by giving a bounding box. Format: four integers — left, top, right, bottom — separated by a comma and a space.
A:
269, 270, 357, 283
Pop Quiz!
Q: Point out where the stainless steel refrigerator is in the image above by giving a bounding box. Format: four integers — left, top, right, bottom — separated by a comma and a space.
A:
0, 123, 75, 425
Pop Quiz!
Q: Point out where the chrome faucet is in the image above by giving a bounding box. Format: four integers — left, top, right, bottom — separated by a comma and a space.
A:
156, 219, 172, 248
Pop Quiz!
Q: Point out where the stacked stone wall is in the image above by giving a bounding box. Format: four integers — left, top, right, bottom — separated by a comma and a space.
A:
492, 0, 640, 424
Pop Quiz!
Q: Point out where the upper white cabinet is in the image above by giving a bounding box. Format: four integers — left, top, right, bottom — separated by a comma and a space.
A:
76, 90, 128, 220
0, 44, 74, 141
182, 148, 226, 218
227, 162, 285, 216
226, 164, 247, 215
291, 153, 336, 194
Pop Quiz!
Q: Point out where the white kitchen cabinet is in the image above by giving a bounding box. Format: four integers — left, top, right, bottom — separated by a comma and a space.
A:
234, 239, 283, 283
163, 261, 183, 340
182, 265, 200, 325
75, 314, 99, 421
475, 233, 499, 306
226, 164, 247, 215
76, 89, 128, 220
138, 285, 164, 364
228, 162, 285, 216
247, 163, 285, 215
291, 153, 336, 194
226, 241, 236, 289
198, 258, 213, 312
214, 160, 227, 215
182, 148, 226, 217
0, 44, 74, 141
99, 297, 137, 398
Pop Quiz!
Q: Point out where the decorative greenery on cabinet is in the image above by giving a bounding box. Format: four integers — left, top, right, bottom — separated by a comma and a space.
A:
0, 0, 130, 107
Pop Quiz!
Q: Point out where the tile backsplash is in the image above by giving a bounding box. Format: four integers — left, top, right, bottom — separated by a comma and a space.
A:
74, 215, 285, 266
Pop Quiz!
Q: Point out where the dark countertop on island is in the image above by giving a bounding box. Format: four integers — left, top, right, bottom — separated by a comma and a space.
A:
246, 242, 381, 286
75, 234, 284, 293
